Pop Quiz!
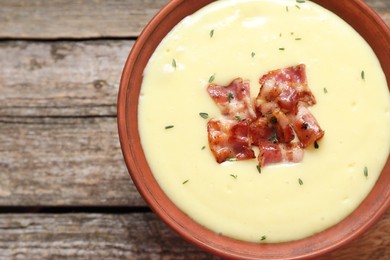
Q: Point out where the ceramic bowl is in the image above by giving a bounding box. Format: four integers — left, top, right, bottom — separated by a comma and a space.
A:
117, 0, 390, 259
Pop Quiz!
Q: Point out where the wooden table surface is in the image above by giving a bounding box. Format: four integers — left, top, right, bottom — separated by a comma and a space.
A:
0, 0, 389, 259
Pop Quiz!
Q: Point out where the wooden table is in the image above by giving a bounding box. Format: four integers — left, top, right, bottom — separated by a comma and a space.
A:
0, 0, 388, 259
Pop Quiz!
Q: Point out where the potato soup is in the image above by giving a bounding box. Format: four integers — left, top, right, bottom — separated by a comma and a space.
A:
138, 0, 390, 243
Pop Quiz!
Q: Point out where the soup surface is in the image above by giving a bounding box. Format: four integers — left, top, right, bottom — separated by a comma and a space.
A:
138, 0, 390, 242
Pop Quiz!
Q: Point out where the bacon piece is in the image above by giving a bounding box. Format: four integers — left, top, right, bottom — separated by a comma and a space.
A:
207, 118, 255, 163
289, 102, 324, 148
257, 64, 316, 113
258, 141, 304, 167
255, 100, 279, 117
249, 117, 273, 145
272, 109, 295, 143
207, 78, 256, 120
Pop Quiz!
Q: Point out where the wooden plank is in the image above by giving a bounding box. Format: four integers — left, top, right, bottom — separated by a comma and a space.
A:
0, 211, 388, 259
0, 213, 215, 259
0, 40, 131, 117
0, 0, 387, 39
0, 117, 144, 206
0, 0, 168, 39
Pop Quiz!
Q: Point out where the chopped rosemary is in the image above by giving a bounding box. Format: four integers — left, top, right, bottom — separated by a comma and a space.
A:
323, 87, 328, 94
256, 165, 261, 174
199, 112, 209, 119
260, 235, 267, 241
172, 59, 177, 68
208, 73, 216, 83
270, 116, 277, 124
227, 157, 236, 162
268, 132, 278, 143
210, 29, 215, 38
251, 52, 256, 58
279, 47, 285, 51
296, 0, 305, 3
165, 125, 174, 129
295, 37, 302, 40
298, 178, 303, 185
364, 166, 368, 177
361, 70, 365, 80
182, 179, 189, 184
228, 92, 234, 103
230, 174, 238, 179
314, 141, 319, 149
295, 4, 301, 9
235, 116, 242, 121
286, 6, 289, 12
201, 146, 206, 150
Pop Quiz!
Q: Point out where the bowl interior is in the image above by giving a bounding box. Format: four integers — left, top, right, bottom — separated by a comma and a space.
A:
117, 0, 390, 259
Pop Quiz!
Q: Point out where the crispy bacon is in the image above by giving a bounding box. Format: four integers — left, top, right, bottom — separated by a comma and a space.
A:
207, 119, 255, 163
289, 102, 325, 148
257, 141, 304, 167
207, 78, 256, 120
249, 117, 273, 145
206, 64, 323, 167
257, 64, 316, 113
272, 109, 295, 143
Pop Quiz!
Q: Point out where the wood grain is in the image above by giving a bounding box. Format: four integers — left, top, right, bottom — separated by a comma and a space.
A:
0, 0, 387, 40
0, 41, 131, 117
0, 117, 143, 206
0, 213, 215, 259
0, 211, 387, 259
0, 0, 168, 39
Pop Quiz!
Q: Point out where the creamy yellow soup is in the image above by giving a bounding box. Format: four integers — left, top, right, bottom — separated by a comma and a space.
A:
139, 0, 390, 243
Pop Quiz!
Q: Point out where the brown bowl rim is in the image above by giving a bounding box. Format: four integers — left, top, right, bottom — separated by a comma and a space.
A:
117, 0, 390, 259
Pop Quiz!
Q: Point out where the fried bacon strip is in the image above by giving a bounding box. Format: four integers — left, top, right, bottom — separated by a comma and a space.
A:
206, 64, 324, 167
256, 64, 316, 113
207, 78, 256, 120
289, 102, 325, 148
207, 118, 255, 163
258, 141, 304, 167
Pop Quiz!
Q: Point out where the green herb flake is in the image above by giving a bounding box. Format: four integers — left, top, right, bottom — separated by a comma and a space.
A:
286, 6, 289, 12
165, 125, 174, 129
251, 52, 256, 58
210, 29, 215, 38
256, 165, 262, 174
279, 47, 285, 51
208, 74, 216, 83
199, 112, 209, 119
208, 73, 216, 83
323, 87, 328, 94
296, 0, 306, 3
268, 132, 278, 143
295, 4, 301, 9
230, 174, 238, 179
314, 141, 319, 149
260, 235, 267, 241
364, 166, 368, 177
182, 179, 189, 184
172, 59, 177, 68
361, 70, 365, 80
201, 146, 206, 150
227, 157, 237, 162
235, 116, 242, 121
295, 37, 302, 40
298, 178, 304, 185
228, 92, 234, 103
